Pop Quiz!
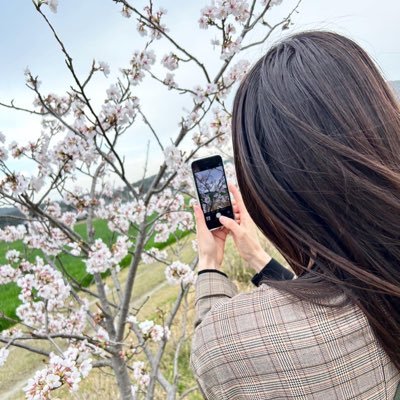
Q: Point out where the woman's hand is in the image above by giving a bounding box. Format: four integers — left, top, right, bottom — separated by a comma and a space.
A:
219, 182, 271, 273
193, 204, 229, 271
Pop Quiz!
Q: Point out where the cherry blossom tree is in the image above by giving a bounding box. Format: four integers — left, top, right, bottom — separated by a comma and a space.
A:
0, 0, 301, 399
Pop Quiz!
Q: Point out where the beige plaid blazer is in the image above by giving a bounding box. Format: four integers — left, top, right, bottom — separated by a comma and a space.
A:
190, 272, 400, 399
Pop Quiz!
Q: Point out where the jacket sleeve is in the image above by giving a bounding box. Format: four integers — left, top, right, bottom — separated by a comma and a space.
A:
193, 271, 238, 328
251, 257, 295, 286
191, 271, 239, 399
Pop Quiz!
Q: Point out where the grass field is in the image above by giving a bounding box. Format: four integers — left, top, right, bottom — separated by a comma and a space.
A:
0, 218, 190, 331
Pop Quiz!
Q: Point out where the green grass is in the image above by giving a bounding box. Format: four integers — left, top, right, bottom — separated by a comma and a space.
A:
0, 218, 191, 331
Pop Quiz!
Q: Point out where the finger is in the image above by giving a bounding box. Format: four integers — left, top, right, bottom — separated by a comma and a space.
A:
228, 182, 246, 213
193, 204, 209, 235
219, 215, 241, 235
212, 228, 228, 242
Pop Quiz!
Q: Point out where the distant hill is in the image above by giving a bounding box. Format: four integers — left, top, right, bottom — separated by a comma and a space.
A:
0, 174, 157, 229
390, 80, 400, 98
0, 207, 25, 228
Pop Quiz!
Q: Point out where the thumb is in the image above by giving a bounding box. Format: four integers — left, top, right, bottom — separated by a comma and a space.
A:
219, 216, 240, 235
193, 204, 208, 234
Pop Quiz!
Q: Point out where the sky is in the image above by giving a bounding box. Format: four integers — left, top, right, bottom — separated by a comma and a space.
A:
0, 0, 399, 186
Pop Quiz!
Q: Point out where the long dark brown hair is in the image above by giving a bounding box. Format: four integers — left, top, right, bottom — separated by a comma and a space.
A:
232, 31, 400, 370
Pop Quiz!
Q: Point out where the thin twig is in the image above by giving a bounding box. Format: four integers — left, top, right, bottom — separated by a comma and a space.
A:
138, 108, 164, 151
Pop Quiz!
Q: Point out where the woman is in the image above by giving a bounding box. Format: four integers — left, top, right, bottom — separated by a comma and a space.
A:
190, 31, 400, 399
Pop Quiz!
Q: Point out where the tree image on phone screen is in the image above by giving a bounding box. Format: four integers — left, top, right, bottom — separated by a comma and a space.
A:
194, 166, 230, 213
192, 155, 234, 230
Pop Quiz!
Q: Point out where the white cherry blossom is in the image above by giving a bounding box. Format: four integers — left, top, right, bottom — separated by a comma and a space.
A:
163, 72, 178, 89
42, 0, 58, 13
132, 361, 150, 387
98, 61, 110, 77
24, 347, 92, 399
165, 261, 196, 286
161, 53, 179, 71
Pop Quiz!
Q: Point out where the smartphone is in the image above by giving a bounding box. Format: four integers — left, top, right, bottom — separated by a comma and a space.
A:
191, 155, 234, 230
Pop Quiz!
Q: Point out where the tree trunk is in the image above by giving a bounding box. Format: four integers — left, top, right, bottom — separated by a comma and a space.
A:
166, 386, 177, 400
112, 354, 133, 400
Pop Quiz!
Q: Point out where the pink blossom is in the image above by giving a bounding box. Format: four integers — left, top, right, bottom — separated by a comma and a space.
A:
165, 261, 196, 286
161, 53, 179, 71
61, 212, 77, 228
137, 319, 169, 342
95, 326, 110, 343
13, 259, 78, 335
129, 49, 156, 85
126, 315, 138, 326
0, 132, 8, 160
182, 109, 201, 129
142, 5, 168, 39
225, 59, 251, 86
199, 0, 250, 27
103, 198, 147, 232
68, 242, 81, 256
24, 347, 92, 399
43, 0, 58, 13
0, 146, 8, 161
209, 107, 232, 145
141, 247, 168, 264
106, 84, 121, 101
221, 36, 242, 60
9, 141, 24, 158
164, 145, 183, 170
132, 361, 150, 387
112, 235, 132, 264
0, 264, 20, 285
0, 172, 29, 195
163, 72, 178, 89
98, 61, 110, 77
121, 5, 132, 18
192, 85, 207, 104
150, 324, 170, 342
205, 83, 218, 95
84, 239, 114, 274
5, 249, 21, 263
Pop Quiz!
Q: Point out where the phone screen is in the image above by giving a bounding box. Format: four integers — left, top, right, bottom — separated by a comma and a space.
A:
191, 155, 234, 230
